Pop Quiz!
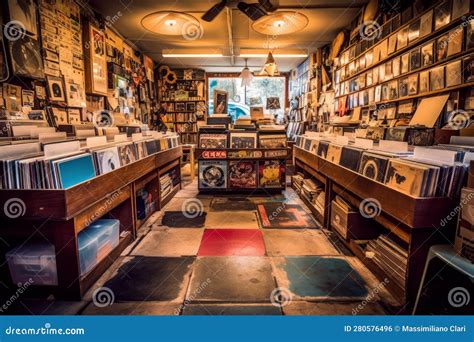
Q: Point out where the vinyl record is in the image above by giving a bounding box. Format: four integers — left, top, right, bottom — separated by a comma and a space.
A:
9, 36, 44, 79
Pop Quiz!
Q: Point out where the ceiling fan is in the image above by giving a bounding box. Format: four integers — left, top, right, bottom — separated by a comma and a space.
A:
202, 0, 279, 22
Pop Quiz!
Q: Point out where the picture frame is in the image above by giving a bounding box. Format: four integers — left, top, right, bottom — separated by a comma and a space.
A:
176, 102, 186, 112
463, 55, 474, 83
399, 77, 408, 97
430, 66, 445, 91
421, 42, 434, 67
436, 34, 449, 62
7, 0, 38, 38
392, 56, 400, 77
447, 27, 463, 57
434, 1, 451, 31
419, 10, 433, 38
446, 60, 462, 87
46, 75, 66, 102
409, 47, 421, 71
213, 90, 228, 114
21, 89, 35, 107
397, 26, 409, 50
401, 53, 410, 74
408, 19, 420, 43
452, 0, 470, 20
408, 74, 418, 95
467, 19, 474, 50
85, 24, 107, 96
65, 80, 86, 108
419, 70, 430, 93
186, 102, 196, 112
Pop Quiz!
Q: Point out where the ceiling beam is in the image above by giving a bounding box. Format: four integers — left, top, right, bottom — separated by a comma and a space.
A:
226, 7, 235, 66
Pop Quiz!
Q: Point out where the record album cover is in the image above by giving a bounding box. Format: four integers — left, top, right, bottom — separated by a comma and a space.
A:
55, 154, 96, 189
229, 161, 257, 188
385, 159, 429, 197
199, 160, 227, 189
199, 133, 227, 149
95, 146, 121, 175
326, 144, 343, 164
259, 134, 287, 148
358, 152, 390, 183
117, 143, 137, 166
340, 146, 363, 172
8, 36, 44, 79
259, 160, 285, 188
230, 132, 257, 149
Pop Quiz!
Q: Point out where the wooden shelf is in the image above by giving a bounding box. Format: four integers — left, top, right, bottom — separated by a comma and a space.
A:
0, 146, 183, 300
294, 146, 457, 310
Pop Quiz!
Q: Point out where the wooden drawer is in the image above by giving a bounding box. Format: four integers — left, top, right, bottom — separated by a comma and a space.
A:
330, 200, 377, 241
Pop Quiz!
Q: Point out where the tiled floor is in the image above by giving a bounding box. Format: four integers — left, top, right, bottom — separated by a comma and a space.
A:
6, 171, 398, 315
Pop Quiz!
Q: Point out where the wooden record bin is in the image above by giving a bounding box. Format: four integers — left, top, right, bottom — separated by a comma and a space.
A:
293, 146, 457, 311
0, 146, 182, 299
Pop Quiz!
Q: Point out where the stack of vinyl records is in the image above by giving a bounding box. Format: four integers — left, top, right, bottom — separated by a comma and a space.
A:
366, 235, 408, 289
291, 173, 304, 193
301, 179, 324, 215
160, 173, 173, 198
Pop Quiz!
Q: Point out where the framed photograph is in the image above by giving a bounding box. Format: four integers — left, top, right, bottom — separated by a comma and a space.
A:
446, 60, 462, 87
397, 26, 409, 50
68, 108, 82, 125
448, 27, 463, 56
468, 20, 474, 50
436, 34, 449, 61
419, 10, 433, 38
85, 24, 107, 95
373, 66, 379, 84
419, 70, 430, 93
366, 70, 373, 86
21, 89, 35, 107
7, 0, 37, 37
388, 34, 397, 55
434, 1, 451, 31
410, 47, 421, 71
408, 20, 420, 43
401, 53, 410, 74
452, 0, 470, 20
392, 56, 400, 77
381, 83, 389, 101
399, 77, 408, 97
408, 74, 418, 95
463, 55, 474, 83
384, 62, 393, 80
65, 80, 86, 108
388, 80, 399, 100
52, 107, 68, 125
3, 83, 21, 111
46, 76, 66, 102
375, 85, 382, 102
421, 42, 434, 67
430, 66, 445, 91
213, 90, 228, 114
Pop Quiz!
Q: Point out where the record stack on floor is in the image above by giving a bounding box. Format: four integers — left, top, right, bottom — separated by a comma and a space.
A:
366, 235, 408, 289
160, 168, 180, 199
292, 173, 325, 217
291, 173, 305, 193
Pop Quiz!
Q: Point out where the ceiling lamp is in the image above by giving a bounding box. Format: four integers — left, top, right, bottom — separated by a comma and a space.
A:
258, 52, 279, 77
252, 11, 308, 35
141, 11, 200, 35
239, 58, 254, 87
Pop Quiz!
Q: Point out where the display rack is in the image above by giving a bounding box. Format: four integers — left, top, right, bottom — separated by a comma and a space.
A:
196, 148, 289, 193
0, 147, 182, 299
293, 146, 457, 311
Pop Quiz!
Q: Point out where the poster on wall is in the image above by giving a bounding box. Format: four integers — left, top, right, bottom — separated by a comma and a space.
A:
199, 160, 227, 189
7, 0, 38, 38
85, 24, 107, 95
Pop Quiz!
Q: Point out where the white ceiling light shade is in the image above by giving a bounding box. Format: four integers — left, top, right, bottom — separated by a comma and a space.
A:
240, 59, 253, 87
258, 52, 279, 77
252, 11, 309, 35
141, 11, 200, 36
161, 49, 223, 58
239, 49, 308, 58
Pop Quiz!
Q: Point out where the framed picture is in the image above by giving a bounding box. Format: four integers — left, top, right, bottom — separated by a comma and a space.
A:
399, 77, 408, 97
452, 0, 470, 20
21, 89, 34, 107
7, 0, 37, 37
213, 90, 228, 114
65, 80, 86, 108
436, 34, 449, 61
3, 83, 21, 111
46, 76, 66, 102
421, 42, 434, 67
408, 20, 420, 43
408, 74, 418, 95
52, 107, 68, 125
434, 1, 451, 31
392, 57, 400, 77
419, 70, 430, 93
68, 108, 82, 124
446, 60, 462, 87
85, 24, 107, 95
385, 62, 393, 80
388, 34, 397, 55
467, 20, 474, 51
409, 47, 421, 71
388, 80, 398, 100
401, 53, 410, 74
381, 83, 389, 101
463, 55, 474, 83
397, 26, 409, 50
447, 27, 463, 56
430, 66, 445, 91
419, 10, 433, 38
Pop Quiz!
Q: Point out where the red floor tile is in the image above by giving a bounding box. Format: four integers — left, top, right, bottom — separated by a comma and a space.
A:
198, 229, 266, 256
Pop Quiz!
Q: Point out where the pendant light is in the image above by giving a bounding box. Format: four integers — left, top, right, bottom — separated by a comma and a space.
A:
258, 51, 279, 77
239, 58, 253, 87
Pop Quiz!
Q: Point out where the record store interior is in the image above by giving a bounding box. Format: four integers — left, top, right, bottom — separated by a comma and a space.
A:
0, 0, 473, 316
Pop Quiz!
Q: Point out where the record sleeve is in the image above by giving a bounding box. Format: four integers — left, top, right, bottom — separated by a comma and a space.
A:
8, 36, 44, 79
326, 143, 343, 164
117, 143, 137, 166
54, 153, 96, 189
230, 132, 257, 149
340, 146, 363, 171
199, 160, 227, 189
259, 160, 285, 188
95, 146, 121, 175
199, 133, 227, 149
385, 159, 432, 197
358, 152, 390, 183
258, 134, 287, 148
229, 161, 257, 188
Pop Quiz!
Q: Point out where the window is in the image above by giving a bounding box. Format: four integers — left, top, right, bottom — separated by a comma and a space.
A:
208, 76, 286, 121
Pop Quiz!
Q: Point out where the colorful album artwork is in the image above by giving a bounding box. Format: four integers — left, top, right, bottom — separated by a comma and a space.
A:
95, 146, 121, 175
259, 160, 285, 188
229, 161, 257, 188
199, 160, 227, 189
